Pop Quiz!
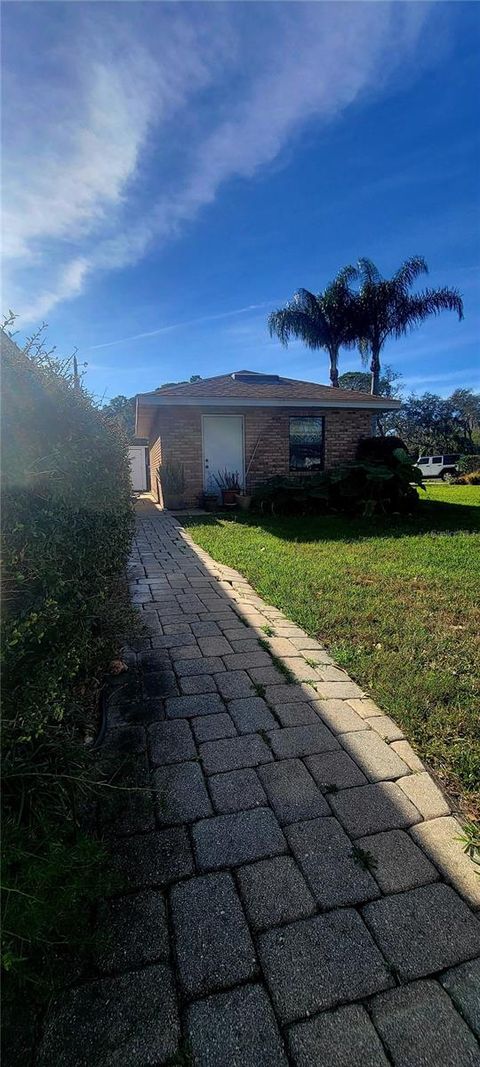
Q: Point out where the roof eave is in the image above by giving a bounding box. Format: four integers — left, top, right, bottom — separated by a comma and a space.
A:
136, 393, 401, 413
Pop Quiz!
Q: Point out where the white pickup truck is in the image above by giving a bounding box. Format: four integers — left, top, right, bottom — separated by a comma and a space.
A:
415, 454, 459, 481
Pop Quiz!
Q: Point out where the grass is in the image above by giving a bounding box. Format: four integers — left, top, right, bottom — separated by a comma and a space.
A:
184, 484, 480, 816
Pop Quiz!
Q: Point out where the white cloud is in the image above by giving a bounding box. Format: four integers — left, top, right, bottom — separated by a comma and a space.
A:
3, 3, 433, 323
4, 61, 150, 261
15, 258, 91, 323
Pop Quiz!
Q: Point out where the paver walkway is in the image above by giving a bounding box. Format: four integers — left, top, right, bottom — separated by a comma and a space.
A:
39, 498, 480, 1066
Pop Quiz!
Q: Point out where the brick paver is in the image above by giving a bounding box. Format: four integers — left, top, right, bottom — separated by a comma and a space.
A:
94, 890, 170, 973
39, 499, 480, 1065
287, 816, 379, 908
186, 984, 289, 1066
199, 733, 273, 773
171, 872, 257, 997
209, 767, 267, 813
288, 1003, 389, 1067
370, 980, 480, 1066
258, 758, 330, 825
228, 695, 278, 733
237, 855, 316, 931
259, 909, 393, 1022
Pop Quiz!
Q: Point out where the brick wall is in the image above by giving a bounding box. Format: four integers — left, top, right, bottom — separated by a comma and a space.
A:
149, 405, 374, 506
324, 409, 374, 469
244, 407, 373, 490
149, 423, 163, 502
149, 407, 203, 505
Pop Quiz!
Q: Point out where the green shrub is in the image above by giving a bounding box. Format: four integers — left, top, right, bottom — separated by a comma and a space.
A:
356, 435, 409, 463
457, 455, 480, 475
252, 446, 422, 518
1, 329, 135, 1029
157, 455, 185, 505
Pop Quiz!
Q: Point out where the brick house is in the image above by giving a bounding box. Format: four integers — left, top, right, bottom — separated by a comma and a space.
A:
135, 370, 401, 507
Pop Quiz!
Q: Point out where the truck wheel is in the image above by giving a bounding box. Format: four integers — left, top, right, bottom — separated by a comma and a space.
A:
441, 470, 455, 483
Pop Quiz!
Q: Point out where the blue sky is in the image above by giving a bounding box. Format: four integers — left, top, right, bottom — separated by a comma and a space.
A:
3, 1, 479, 403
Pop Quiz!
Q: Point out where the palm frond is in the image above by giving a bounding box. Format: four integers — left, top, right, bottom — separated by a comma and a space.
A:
268, 306, 329, 349
393, 256, 428, 290
400, 288, 464, 334
357, 258, 382, 284
334, 264, 358, 288
295, 288, 326, 322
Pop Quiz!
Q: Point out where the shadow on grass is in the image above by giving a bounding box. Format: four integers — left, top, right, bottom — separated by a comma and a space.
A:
183, 498, 480, 544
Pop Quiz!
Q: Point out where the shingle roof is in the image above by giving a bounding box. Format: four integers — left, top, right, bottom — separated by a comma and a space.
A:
140, 370, 397, 406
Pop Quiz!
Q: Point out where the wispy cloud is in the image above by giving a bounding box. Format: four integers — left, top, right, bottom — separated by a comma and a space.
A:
402, 368, 480, 388
3, 3, 432, 323
88, 302, 274, 350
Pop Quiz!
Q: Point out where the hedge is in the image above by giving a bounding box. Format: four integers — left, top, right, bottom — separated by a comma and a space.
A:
1, 329, 135, 1043
457, 454, 480, 475
251, 440, 422, 518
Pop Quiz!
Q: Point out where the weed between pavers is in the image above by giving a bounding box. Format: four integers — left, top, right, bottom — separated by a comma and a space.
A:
257, 641, 296, 684
350, 845, 378, 873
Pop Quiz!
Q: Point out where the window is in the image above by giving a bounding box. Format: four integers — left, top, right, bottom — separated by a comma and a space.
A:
289, 416, 324, 471
418, 457, 429, 465
443, 455, 459, 465
432, 456, 442, 464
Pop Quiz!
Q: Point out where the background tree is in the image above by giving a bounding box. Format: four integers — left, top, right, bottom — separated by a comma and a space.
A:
338, 365, 402, 397
158, 374, 202, 389
449, 388, 480, 449
352, 256, 463, 394
268, 268, 358, 387
387, 390, 479, 456
102, 395, 136, 439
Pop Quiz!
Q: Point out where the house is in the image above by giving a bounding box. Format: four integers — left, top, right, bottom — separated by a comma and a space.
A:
135, 370, 401, 507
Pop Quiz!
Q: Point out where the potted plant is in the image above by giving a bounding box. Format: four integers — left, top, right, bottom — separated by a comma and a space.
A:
213, 469, 241, 506
156, 457, 185, 509
236, 492, 252, 511
198, 491, 219, 512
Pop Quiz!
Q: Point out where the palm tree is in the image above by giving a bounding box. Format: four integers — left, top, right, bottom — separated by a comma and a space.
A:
353, 256, 464, 395
268, 268, 358, 387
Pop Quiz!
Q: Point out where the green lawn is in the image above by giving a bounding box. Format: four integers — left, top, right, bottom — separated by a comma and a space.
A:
184, 484, 480, 815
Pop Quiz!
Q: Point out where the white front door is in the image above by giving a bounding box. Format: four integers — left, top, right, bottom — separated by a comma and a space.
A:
128, 446, 147, 491
202, 415, 244, 495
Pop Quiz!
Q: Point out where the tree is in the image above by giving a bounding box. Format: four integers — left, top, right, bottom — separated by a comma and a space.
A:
338, 365, 402, 397
449, 388, 480, 448
158, 375, 202, 389
102, 395, 136, 439
268, 268, 358, 387
386, 390, 479, 456
352, 256, 463, 395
